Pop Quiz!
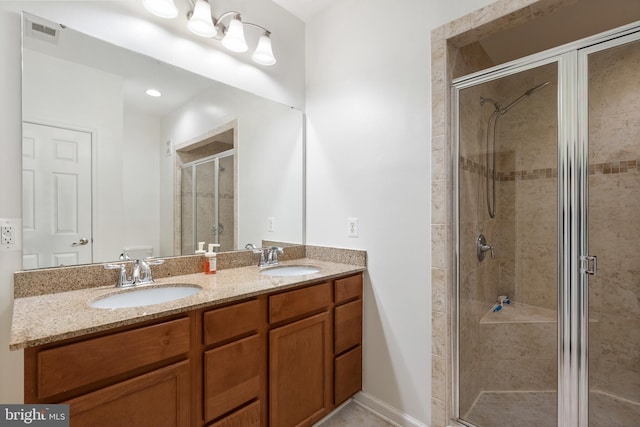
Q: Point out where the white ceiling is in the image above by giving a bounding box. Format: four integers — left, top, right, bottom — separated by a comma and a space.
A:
271, 0, 336, 22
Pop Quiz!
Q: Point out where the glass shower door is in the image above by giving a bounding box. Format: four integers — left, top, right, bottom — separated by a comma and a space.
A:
181, 152, 235, 254
456, 61, 559, 427
216, 154, 234, 251
583, 35, 640, 427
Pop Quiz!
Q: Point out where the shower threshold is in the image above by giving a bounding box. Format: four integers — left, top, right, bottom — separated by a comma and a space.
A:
463, 390, 640, 427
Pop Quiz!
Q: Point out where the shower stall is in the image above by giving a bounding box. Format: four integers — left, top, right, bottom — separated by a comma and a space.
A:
181, 151, 235, 254
453, 24, 640, 427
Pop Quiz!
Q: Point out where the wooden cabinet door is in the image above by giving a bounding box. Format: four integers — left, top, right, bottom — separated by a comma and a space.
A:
66, 361, 190, 427
269, 312, 331, 427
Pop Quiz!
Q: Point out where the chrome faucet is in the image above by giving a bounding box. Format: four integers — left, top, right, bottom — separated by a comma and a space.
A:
105, 258, 164, 288
138, 258, 164, 284
246, 243, 267, 266
105, 263, 132, 288
267, 246, 284, 265
245, 243, 284, 267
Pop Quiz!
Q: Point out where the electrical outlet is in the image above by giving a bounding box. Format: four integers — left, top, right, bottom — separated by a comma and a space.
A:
267, 216, 276, 232
1, 224, 15, 245
347, 218, 359, 238
0, 218, 21, 252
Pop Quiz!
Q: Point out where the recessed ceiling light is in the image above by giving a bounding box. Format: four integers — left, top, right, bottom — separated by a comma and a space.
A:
146, 89, 162, 97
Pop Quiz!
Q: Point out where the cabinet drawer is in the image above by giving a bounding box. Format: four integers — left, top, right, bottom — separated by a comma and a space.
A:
37, 318, 190, 399
204, 334, 261, 422
334, 299, 362, 355
210, 401, 261, 427
334, 346, 362, 405
269, 282, 331, 324
335, 274, 362, 304
66, 360, 191, 427
204, 299, 260, 346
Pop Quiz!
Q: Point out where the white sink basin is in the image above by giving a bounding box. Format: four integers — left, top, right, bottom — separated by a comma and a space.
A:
260, 265, 320, 277
90, 284, 202, 309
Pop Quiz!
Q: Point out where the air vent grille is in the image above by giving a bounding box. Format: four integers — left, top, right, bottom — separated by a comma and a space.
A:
24, 17, 60, 45
31, 22, 57, 37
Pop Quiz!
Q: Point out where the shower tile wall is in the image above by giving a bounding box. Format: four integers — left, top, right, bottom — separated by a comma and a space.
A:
181, 166, 194, 253
491, 64, 559, 394
195, 162, 216, 247
495, 63, 558, 311
588, 41, 640, 405
217, 156, 234, 250
458, 60, 559, 417
456, 43, 500, 416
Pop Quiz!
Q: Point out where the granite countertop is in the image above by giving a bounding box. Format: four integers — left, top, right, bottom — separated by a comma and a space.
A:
10, 258, 365, 350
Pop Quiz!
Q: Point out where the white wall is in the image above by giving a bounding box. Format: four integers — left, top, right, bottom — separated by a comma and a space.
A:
0, 0, 305, 404
123, 107, 162, 257
304, 0, 497, 425
0, 8, 25, 404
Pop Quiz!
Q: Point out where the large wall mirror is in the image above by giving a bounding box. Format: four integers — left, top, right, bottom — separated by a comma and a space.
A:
21, 13, 304, 270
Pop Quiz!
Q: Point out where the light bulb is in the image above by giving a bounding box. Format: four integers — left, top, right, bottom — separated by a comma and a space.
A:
187, 0, 217, 37
222, 16, 248, 53
142, 0, 178, 19
252, 33, 276, 66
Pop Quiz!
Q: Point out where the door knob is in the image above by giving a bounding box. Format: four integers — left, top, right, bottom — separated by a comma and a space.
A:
72, 237, 89, 247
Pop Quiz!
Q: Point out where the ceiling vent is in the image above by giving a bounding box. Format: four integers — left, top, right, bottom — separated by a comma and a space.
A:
24, 16, 61, 45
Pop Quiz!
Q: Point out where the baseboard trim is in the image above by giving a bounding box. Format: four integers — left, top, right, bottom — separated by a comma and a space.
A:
353, 391, 429, 427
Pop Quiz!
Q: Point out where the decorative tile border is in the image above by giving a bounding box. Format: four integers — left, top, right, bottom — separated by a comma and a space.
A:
590, 160, 638, 175
460, 155, 557, 180
460, 155, 638, 182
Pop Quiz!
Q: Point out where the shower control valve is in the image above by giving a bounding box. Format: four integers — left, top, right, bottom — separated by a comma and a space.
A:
477, 234, 495, 261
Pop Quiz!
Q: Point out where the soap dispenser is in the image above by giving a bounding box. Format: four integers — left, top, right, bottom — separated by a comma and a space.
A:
204, 243, 220, 274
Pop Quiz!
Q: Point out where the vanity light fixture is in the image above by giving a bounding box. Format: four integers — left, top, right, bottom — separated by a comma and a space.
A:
187, 0, 217, 37
142, 0, 276, 66
251, 32, 276, 66
142, 0, 178, 19
221, 14, 247, 52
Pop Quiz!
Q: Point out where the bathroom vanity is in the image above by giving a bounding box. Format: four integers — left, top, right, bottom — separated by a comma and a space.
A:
11, 253, 364, 427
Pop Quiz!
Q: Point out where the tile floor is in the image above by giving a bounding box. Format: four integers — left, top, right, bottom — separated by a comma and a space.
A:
315, 401, 395, 427
464, 390, 640, 427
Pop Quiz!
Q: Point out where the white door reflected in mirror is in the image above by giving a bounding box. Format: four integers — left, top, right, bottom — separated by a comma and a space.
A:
22, 122, 92, 269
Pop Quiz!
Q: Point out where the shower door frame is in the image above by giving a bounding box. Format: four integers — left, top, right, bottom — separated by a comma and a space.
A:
451, 21, 640, 427
181, 148, 235, 252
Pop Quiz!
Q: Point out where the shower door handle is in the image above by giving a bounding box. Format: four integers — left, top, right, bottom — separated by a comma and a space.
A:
581, 255, 597, 275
